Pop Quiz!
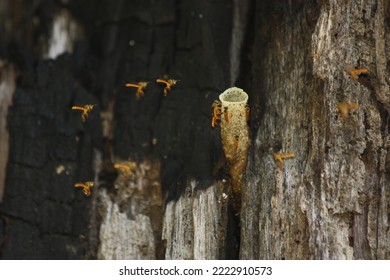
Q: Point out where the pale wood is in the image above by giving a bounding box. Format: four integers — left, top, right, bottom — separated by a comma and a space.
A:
162, 181, 228, 260
97, 160, 163, 259
241, 0, 390, 259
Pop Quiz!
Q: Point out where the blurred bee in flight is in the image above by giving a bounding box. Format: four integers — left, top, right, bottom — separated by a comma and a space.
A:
71, 104, 96, 122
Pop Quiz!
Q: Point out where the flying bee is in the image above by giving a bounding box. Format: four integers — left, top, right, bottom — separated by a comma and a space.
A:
71, 104, 96, 122
156, 78, 179, 96
74, 181, 94, 196
125, 81, 149, 100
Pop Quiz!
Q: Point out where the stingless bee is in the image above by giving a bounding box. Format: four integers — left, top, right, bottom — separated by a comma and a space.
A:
74, 181, 94, 196
274, 152, 295, 169
211, 100, 222, 128
71, 104, 96, 122
156, 78, 179, 96
125, 81, 149, 100
114, 162, 136, 175
337, 102, 359, 119
346, 67, 368, 80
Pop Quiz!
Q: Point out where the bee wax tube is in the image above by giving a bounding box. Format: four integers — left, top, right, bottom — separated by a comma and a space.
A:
219, 87, 249, 211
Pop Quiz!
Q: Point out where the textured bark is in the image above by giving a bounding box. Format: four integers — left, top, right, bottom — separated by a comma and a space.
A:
0, 58, 100, 259
241, 0, 390, 259
1, 0, 390, 260
97, 159, 163, 259
162, 181, 231, 259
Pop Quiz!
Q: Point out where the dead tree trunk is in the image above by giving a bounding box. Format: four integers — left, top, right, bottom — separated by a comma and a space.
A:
1, 0, 389, 260
241, 0, 390, 259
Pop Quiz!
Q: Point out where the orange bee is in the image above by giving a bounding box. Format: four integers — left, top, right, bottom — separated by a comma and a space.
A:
274, 152, 295, 169
71, 104, 96, 122
346, 67, 368, 80
337, 102, 359, 119
211, 100, 222, 128
114, 162, 136, 175
74, 181, 94, 196
156, 78, 179, 96
125, 81, 149, 100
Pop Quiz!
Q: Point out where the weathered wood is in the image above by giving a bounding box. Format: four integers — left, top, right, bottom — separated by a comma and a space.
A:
97, 159, 163, 259
241, 0, 390, 259
162, 181, 229, 259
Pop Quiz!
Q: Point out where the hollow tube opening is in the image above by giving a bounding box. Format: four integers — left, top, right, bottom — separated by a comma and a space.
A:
219, 87, 248, 104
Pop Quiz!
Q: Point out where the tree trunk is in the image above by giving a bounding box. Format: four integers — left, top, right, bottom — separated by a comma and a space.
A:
0, 0, 389, 260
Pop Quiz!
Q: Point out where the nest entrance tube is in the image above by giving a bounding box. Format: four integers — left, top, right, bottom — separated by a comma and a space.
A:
219, 88, 248, 104
219, 87, 249, 212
